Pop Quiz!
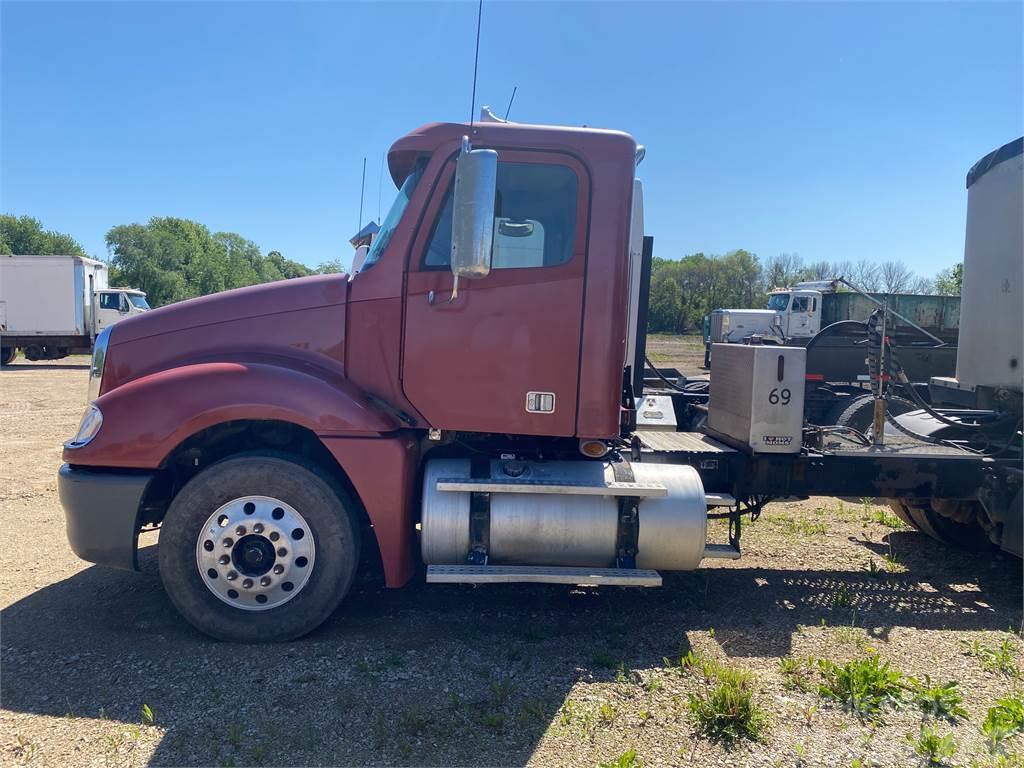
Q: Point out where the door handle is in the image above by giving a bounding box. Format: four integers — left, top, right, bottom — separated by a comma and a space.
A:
427, 276, 461, 307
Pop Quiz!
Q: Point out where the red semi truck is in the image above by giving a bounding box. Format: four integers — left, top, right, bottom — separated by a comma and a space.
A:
57, 120, 1022, 642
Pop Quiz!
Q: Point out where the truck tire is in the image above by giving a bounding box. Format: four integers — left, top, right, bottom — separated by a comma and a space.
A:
888, 499, 994, 551
833, 393, 915, 434
0, 347, 16, 366
158, 454, 361, 642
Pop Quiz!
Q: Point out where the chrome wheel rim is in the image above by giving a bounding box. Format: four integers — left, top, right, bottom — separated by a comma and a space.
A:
195, 495, 316, 611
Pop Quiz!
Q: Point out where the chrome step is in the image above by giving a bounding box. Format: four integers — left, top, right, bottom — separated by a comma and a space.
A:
426, 564, 662, 587
435, 478, 667, 497
703, 543, 742, 560
705, 492, 737, 507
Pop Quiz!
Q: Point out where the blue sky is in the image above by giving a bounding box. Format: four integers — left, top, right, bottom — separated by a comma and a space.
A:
2, 1, 1021, 277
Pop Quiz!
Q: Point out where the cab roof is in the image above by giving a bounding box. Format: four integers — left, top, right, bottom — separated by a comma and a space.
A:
387, 119, 637, 187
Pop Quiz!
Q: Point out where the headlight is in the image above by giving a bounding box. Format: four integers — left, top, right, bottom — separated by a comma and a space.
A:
66, 405, 103, 449
88, 327, 111, 402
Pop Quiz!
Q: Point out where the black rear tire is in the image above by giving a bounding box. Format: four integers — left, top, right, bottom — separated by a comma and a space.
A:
1, 347, 16, 366
158, 454, 360, 642
889, 499, 994, 551
833, 393, 915, 434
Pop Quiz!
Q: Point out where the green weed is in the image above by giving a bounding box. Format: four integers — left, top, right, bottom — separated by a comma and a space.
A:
779, 656, 818, 693
817, 655, 905, 721
982, 694, 1024, 752
907, 723, 957, 765
599, 748, 642, 768
907, 676, 968, 722
686, 657, 768, 744
962, 638, 1021, 678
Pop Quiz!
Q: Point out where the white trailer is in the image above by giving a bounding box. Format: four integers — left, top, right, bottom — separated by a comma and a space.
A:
0, 255, 149, 364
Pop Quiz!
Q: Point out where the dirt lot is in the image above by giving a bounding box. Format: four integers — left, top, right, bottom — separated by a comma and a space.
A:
644, 334, 706, 378
1, 358, 1022, 768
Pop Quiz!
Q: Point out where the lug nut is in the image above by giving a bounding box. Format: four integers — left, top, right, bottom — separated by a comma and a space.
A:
242, 578, 253, 589
260, 576, 272, 587
273, 564, 284, 575
235, 526, 246, 536
218, 555, 230, 565
253, 523, 264, 534
226, 571, 238, 581
223, 537, 234, 548
277, 548, 287, 557
269, 531, 280, 542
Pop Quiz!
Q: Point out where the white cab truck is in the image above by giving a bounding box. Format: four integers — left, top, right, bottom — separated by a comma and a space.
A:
0, 255, 149, 364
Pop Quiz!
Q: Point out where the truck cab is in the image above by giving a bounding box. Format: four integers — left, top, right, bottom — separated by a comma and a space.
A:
94, 289, 150, 334
766, 288, 823, 340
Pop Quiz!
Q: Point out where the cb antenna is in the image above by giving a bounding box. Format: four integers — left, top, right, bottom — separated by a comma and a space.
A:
504, 86, 517, 120
469, 0, 483, 127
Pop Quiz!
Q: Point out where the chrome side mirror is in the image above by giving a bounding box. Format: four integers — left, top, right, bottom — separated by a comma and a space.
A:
450, 136, 497, 285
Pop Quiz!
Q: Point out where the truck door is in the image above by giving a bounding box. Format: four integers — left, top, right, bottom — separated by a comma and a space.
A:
787, 292, 821, 338
402, 151, 588, 437
94, 292, 128, 334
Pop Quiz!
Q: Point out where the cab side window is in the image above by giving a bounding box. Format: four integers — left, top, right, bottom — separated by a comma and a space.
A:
423, 161, 578, 270
791, 297, 809, 312
99, 293, 120, 310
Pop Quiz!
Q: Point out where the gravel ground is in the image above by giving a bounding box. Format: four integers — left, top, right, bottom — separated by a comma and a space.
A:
1, 359, 1022, 768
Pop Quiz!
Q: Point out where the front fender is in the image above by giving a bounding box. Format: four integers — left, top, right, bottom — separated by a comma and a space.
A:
64, 361, 399, 469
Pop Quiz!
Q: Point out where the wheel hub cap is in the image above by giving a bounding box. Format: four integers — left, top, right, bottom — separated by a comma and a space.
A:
195, 495, 315, 611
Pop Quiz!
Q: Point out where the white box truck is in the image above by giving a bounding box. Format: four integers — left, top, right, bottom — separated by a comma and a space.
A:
0, 255, 149, 364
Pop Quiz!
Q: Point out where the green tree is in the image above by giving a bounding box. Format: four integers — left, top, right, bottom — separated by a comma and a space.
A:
934, 263, 963, 296
0, 214, 87, 256
647, 273, 683, 333
105, 217, 312, 307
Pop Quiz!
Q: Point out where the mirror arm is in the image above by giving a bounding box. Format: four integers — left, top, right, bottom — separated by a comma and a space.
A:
449, 274, 460, 303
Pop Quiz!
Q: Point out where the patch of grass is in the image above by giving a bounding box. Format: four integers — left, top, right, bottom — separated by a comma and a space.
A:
907, 676, 968, 722
982, 694, 1024, 752
961, 638, 1021, 678
865, 505, 910, 530
883, 551, 906, 574
599, 748, 642, 768
140, 703, 155, 726
685, 653, 768, 745
398, 706, 432, 738
643, 674, 663, 694
12, 734, 38, 765
832, 583, 854, 609
817, 655, 905, 722
779, 656, 818, 693
598, 701, 618, 723
592, 651, 618, 670
862, 559, 884, 579
907, 723, 957, 765
768, 515, 828, 536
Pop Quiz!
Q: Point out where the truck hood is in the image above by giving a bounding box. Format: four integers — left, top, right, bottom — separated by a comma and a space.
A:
110, 274, 349, 345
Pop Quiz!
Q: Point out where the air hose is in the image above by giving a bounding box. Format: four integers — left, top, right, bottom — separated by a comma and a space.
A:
865, 309, 990, 437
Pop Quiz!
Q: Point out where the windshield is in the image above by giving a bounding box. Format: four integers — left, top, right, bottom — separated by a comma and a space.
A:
359, 160, 426, 273
767, 293, 789, 311
128, 294, 150, 310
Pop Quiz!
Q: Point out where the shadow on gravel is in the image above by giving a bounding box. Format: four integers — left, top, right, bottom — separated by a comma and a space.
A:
0, 363, 90, 371
2, 536, 1020, 766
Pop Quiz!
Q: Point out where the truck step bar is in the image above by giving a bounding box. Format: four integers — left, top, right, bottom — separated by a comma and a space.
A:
702, 543, 742, 560
435, 478, 667, 497
426, 564, 663, 586
705, 492, 737, 507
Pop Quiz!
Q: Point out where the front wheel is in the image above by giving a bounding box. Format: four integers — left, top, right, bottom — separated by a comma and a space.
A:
158, 454, 360, 642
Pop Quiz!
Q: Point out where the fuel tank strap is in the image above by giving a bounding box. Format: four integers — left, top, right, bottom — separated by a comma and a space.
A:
611, 460, 640, 569
466, 456, 491, 565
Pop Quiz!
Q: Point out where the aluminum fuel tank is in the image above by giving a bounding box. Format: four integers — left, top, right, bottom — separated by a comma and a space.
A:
421, 458, 707, 570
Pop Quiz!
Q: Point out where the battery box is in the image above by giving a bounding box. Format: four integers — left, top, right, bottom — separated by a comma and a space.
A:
707, 344, 806, 453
